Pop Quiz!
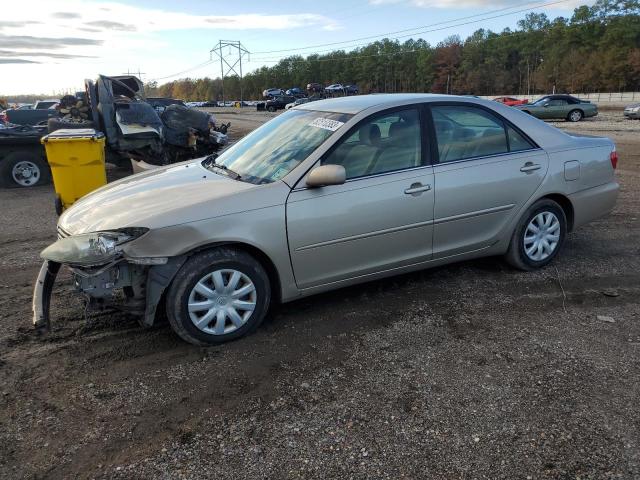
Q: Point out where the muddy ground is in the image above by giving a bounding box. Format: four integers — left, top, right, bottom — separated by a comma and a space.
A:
0, 110, 639, 479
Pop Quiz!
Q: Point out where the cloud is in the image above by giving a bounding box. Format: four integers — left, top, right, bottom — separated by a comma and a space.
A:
52, 12, 82, 19
0, 49, 96, 59
0, 0, 341, 94
84, 20, 136, 32
0, 20, 41, 29
0, 59, 40, 64
4, 1, 339, 33
0, 34, 103, 50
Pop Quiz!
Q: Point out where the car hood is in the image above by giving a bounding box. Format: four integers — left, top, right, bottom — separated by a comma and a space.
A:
625, 103, 640, 108
58, 160, 258, 234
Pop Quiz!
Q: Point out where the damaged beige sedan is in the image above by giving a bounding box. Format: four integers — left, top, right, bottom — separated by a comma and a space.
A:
34, 94, 619, 345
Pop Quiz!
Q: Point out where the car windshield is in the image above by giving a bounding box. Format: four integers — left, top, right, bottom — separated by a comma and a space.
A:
208, 109, 352, 184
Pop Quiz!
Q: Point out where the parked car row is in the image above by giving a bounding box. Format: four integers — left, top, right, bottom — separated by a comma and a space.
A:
262, 83, 359, 100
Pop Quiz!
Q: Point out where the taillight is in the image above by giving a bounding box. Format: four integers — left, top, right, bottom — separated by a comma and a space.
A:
610, 149, 618, 169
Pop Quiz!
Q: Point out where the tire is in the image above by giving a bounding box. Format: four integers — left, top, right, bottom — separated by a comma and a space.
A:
267, 105, 276, 113
0, 151, 51, 188
567, 109, 583, 122
54, 195, 63, 216
166, 247, 271, 346
47, 118, 95, 134
505, 199, 567, 271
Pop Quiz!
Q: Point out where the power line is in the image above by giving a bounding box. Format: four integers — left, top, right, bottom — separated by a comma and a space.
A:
250, 0, 571, 56
237, 0, 393, 45
149, 0, 572, 83
149, 60, 214, 82
252, 23, 565, 65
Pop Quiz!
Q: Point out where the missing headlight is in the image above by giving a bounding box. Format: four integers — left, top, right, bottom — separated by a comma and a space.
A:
40, 228, 149, 266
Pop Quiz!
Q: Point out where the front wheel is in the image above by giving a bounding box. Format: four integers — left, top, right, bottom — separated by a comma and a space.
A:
567, 109, 583, 122
166, 248, 271, 345
505, 199, 567, 271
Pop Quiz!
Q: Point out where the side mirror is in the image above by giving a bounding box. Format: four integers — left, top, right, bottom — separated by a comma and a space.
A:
306, 164, 346, 188
543, 103, 549, 107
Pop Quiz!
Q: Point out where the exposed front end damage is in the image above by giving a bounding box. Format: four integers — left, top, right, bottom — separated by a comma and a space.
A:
32, 260, 60, 332
32, 229, 187, 332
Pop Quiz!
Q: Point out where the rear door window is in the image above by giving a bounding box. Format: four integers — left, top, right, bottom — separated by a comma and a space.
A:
432, 105, 509, 163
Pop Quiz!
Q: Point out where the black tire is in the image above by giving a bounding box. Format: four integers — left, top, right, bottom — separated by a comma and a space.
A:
47, 118, 96, 134
505, 199, 567, 271
54, 195, 63, 216
267, 105, 276, 113
166, 247, 271, 346
0, 151, 51, 188
567, 109, 583, 122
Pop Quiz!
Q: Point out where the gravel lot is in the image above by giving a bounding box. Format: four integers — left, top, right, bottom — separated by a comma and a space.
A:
1, 109, 639, 479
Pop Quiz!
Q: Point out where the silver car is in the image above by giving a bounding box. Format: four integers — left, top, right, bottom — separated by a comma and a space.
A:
34, 94, 619, 345
623, 103, 640, 119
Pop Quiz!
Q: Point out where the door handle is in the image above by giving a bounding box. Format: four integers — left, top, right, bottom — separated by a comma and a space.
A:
404, 183, 431, 195
520, 162, 541, 173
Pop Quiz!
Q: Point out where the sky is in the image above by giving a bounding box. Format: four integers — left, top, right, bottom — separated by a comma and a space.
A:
1, 0, 592, 96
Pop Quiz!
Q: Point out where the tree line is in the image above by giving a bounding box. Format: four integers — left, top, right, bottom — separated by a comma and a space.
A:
150, 0, 638, 101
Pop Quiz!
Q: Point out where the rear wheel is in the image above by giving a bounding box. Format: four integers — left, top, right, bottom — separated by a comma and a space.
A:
267, 105, 276, 113
505, 199, 567, 271
0, 152, 50, 188
166, 248, 271, 345
567, 109, 583, 122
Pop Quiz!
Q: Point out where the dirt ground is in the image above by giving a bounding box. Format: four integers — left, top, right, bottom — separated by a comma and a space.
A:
1, 109, 639, 479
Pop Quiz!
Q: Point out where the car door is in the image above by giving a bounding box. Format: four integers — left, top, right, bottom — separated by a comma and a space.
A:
429, 104, 549, 258
544, 99, 568, 119
286, 106, 435, 289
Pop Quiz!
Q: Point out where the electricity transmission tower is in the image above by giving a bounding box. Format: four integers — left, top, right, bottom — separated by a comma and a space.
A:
210, 40, 250, 107
122, 68, 146, 81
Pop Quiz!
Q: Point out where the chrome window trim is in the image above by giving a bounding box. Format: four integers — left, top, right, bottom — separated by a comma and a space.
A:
431, 147, 545, 168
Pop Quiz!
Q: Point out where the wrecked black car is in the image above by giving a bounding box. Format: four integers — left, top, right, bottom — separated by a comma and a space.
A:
86, 75, 229, 169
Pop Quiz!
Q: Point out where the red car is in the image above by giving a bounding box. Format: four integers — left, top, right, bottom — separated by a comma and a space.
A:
493, 96, 528, 106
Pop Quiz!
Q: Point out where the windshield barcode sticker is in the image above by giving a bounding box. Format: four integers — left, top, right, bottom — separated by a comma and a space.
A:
308, 118, 345, 131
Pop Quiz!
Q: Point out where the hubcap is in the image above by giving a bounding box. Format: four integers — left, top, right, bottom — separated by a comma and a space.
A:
570, 111, 581, 122
188, 269, 257, 335
11, 161, 40, 187
524, 211, 560, 261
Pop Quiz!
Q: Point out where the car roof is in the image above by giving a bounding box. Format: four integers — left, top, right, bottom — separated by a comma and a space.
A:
545, 94, 577, 99
297, 93, 473, 114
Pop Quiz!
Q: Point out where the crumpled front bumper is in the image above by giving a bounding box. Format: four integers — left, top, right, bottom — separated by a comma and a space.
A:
31, 255, 186, 333
32, 260, 60, 332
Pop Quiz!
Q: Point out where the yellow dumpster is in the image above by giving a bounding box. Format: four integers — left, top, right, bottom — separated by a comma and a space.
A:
41, 129, 107, 215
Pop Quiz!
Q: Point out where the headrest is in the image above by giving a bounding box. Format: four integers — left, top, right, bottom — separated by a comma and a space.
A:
360, 123, 381, 145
